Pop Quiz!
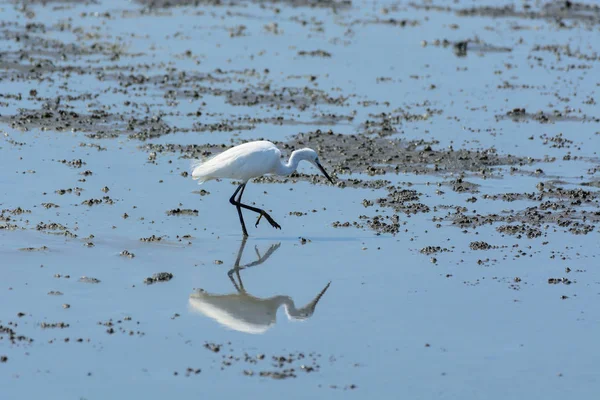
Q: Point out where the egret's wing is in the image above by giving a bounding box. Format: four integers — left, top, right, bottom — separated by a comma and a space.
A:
191, 141, 279, 183
191, 148, 243, 182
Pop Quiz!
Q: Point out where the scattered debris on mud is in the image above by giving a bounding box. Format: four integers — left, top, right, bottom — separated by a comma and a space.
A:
143, 272, 174, 284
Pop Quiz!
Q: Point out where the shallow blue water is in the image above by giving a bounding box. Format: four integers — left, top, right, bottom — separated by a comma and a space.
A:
1, 0, 600, 398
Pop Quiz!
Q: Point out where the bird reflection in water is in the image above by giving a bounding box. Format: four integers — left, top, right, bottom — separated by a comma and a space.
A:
189, 237, 331, 334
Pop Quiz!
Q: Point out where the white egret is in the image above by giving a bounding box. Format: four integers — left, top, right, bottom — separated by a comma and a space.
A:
191, 140, 334, 236
189, 238, 331, 334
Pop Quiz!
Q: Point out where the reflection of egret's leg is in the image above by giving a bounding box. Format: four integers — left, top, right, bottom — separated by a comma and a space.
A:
227, 266, 245, 292
228, 237, 248, 293
228, 271, 242, 292
227, 239, 281, 292
254, 245, 261, 259
234, 236, 248, 267
236, 268, 244, 291
244, 242, 281, 269
262, 242, 281, 260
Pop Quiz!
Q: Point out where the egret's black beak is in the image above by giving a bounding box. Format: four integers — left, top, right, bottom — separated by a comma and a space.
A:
316, 161, 335, 184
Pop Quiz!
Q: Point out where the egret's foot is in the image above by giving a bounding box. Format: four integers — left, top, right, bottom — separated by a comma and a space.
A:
255, 212, 281, 230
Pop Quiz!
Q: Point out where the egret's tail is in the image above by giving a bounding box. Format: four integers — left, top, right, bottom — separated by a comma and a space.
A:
190, 158, 202, 173
190, 159, 207, 183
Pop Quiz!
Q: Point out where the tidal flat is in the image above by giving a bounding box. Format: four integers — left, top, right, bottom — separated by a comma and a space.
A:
1, 0, 600, 398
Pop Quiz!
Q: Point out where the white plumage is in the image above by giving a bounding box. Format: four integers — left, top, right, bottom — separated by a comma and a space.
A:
190, 140, 334, 236
191, 141, 281, 183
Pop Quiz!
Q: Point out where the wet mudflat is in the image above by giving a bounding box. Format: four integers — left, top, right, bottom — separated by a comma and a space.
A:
1, 0, 600, 398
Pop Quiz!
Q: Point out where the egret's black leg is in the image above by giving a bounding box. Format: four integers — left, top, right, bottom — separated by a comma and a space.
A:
229, 183, 248, 236
240, 203, 281, 230
235, 183, 281, 231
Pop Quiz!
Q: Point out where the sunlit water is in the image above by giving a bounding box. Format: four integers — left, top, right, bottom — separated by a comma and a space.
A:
1, 0, 599, 398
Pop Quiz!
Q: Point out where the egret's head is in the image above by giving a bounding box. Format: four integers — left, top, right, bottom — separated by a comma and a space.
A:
284, 281, 331, 321
299, 148, 335, 184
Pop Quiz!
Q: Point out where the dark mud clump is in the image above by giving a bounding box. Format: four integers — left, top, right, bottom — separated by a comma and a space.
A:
19, 245, 49, 252
412, 2, 600, 25
497, 224, 543, 239
497, 107, 598, 124
280, 131, 533, 178
452, 185, 600, 237
297, 50, 332, 58
40, 322, 70, 329
450, 178, 479, 194
469, 241, 493, 250
0, 324, 33, 344
36, 221, 77, 238
362, 214, 401, 235
201, 342, 330, 381
420, 246, 451, 255
140, 235, 163, 242
79, 276, 101, 284
548, 277, 573, 285
3, 108, 110, 134
167, 208, 199, 216
135, 0, 351, 9
81, 197, 114, 206
376, 189, 430, 215
56, 187, 84, 196
144, 272, 174, 284
425, 38, 512, 57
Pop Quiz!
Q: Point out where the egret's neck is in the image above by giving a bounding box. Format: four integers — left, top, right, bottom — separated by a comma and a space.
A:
275, 150, 306, 176
278, 296, 303, 319
280, 282, 330, 320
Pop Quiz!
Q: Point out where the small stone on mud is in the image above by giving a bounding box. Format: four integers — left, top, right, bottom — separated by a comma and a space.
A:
204, 343, 221, 353
120, 250, 135, 258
